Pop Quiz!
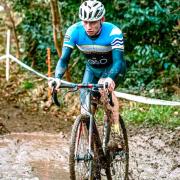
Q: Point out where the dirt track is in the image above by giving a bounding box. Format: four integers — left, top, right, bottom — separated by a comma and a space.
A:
0, 102, 180, 180
0, 65, 179, 179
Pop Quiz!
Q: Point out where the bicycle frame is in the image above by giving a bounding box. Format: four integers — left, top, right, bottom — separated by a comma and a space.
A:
52, 81, 123, 179
51, 80, 129, 179
81, 89, 104, 161
86, 91, 94, 156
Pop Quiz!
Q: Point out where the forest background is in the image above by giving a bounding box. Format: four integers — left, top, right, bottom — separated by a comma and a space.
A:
0, 0, 179, 127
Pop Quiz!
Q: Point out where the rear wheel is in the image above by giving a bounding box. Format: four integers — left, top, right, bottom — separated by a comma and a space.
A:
107, 115, 129, 180
95, 108, 129, 180
69, 114, 95, 180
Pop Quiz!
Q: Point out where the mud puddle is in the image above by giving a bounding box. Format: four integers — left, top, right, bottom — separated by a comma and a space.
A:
128, 126, 180, 180
1, 127, 180, 180
0, 132, 70, 179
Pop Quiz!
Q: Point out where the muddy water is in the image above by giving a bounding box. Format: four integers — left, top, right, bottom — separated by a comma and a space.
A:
0, 127, 180, 180
0, 132, 70, 179
128, 127, 180, 180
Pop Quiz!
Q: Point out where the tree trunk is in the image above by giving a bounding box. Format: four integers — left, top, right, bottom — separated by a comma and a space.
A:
50, 0, 71, 81
2, 1, 20, 58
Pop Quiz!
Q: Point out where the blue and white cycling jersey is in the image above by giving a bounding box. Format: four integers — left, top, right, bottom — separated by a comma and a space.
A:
63, 21, 124, 68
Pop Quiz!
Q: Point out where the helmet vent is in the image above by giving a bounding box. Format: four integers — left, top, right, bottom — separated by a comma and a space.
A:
94, 10, 99, 18
93, 3, 98, 7
79, 0, 105, 21
84, 11, 87, 19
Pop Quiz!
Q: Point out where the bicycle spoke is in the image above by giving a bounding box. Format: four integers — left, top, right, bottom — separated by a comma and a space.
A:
75, 122, 90, 178
69, 115, 95, 180
95, 107, 129, 180
107, 116, 129, 180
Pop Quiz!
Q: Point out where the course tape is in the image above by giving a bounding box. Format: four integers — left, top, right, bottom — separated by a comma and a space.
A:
0, 55, 7, 61
9, 54, 49, 80
114, 91, 180, 106
0, 54, 180, 106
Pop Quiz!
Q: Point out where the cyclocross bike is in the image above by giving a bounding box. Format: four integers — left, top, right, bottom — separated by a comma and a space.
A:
52, 80, 129, 180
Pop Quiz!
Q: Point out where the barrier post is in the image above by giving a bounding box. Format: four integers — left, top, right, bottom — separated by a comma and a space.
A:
46, 48, 51, 100
6, 29, 11, 81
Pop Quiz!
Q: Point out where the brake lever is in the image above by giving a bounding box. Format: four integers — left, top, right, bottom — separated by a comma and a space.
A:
51, 86, 61, 107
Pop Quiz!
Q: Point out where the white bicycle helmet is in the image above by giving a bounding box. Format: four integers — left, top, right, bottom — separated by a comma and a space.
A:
79, 0, 105, 21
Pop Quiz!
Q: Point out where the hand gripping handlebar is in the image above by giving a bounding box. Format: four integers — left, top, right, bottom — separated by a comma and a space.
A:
51, 81, 112, 107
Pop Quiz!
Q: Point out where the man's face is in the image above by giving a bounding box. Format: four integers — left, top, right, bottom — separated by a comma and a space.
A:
82, 20, 101, 36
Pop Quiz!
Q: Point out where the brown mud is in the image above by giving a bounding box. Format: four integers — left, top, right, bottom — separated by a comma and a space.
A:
0, 65, 179, 180
0, 102, 179, 180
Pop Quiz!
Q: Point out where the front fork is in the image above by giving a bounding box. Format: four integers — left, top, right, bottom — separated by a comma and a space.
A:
81, 91, 111, 174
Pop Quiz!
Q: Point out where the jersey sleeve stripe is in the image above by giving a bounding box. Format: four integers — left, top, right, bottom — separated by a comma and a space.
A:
111, 41, 124, 46
111, 39, 124, 46
112, 45, 124, 50
63, 44, 74, 49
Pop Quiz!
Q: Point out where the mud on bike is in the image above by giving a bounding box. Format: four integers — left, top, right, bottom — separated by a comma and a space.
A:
51, 80, 129, 180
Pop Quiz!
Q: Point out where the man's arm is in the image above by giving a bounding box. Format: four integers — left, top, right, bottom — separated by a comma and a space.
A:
55, 46, 73, 79
98, 49, 126, 91
108, 48, 126, 80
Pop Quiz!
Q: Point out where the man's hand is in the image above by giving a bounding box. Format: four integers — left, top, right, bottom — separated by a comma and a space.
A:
48, 78, 61, 90
98, 77, 115, 92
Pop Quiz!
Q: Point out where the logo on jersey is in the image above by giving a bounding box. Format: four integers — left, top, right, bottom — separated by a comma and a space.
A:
88, 58, 107, 65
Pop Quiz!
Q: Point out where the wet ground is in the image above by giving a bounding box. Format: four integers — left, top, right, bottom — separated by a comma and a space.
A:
128, 126, 180, 180
0, 102, 72, 180
0, 132, 69, 179
0, 102, 180, 180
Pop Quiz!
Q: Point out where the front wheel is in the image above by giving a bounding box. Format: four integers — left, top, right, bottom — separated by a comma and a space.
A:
69, 114, 95, 180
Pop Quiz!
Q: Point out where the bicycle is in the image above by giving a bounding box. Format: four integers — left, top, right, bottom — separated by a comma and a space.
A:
51, 80, 129, 180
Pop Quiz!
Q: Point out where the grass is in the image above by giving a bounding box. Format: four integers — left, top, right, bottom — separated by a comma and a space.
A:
122, 102, 180, 128
95, 107, 104, 123
21, 80, 34, 90
92, 100, 180, 129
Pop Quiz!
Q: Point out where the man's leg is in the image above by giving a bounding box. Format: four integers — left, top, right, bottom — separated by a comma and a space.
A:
110, 92, 121, 133
98, 77, 119, 122
99, 87, 122, 150
80, 65, 98, 114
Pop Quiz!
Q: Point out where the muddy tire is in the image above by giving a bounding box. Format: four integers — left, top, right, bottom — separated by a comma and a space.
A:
69, 114, 95, 180
107, 115, 129, 180
94, 107, 129, 180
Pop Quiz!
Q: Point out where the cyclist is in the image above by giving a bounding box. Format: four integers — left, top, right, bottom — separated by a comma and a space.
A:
49, 0, 126, 133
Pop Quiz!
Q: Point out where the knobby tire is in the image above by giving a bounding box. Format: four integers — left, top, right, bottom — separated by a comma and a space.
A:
69, 114, 94, 180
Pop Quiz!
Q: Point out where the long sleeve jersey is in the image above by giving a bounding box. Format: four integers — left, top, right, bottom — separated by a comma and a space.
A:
55, 21, 125, 80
